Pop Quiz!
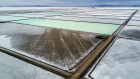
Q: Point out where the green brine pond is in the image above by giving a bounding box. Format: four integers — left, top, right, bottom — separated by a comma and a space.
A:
0, 15, 28, 21
12, 18, 120, 35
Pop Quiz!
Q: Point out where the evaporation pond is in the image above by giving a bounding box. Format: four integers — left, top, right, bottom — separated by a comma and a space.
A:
0, 15, 28, 21
119, 25, 140, 40
12, 18, 120, 35
0, 22, 106, 72
90, 38, 140, 79
0, 51, 64, 79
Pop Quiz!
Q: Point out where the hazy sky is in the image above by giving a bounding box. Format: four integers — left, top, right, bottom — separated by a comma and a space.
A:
94, 0, 140, 5
0, 0, 140, 6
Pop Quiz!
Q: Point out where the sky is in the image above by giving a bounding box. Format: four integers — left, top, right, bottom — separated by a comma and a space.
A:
0, 0, 140, 6
94, 0, 140, 5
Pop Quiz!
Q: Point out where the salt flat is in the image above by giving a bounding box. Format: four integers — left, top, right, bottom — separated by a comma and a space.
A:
0, 7, 139, 79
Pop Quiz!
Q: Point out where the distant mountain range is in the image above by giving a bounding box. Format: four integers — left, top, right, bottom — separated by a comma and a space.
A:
0, 5, 51, 7
1, 5, 140, 7
93, 5, 140, 7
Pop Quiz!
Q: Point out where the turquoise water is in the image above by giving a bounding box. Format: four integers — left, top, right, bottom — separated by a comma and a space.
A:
12, 18, 120, 35
0, 15, 28, 21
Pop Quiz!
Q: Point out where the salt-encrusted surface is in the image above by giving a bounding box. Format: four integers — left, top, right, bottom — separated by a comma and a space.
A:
0, 22, 105, 72
0, 51, 64, 79
90, 38, 140, 79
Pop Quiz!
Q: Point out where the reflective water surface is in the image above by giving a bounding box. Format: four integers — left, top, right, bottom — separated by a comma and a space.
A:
119, 26, 140, 40
0, 22, 105, 72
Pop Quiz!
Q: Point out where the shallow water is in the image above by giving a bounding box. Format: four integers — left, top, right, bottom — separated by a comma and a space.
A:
0, 15, 28, 21
12, 18, 120, 35
119, 26, 140, 40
